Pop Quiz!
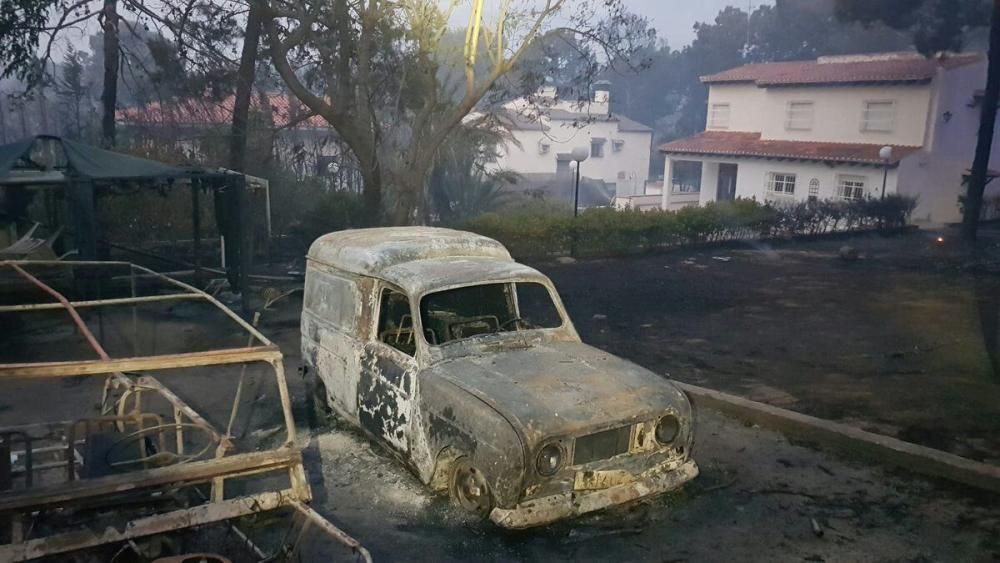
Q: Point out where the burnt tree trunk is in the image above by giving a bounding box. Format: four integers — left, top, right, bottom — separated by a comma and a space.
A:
100, 0, 119, 148
228, 2, 264, 172
962, 0, 1000, 241
358, 156, 383, 226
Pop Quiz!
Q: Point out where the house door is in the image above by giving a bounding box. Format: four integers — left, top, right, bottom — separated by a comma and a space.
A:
716, 163, 738, 201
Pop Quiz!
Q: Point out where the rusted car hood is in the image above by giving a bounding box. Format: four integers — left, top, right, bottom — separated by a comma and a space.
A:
423, 341, 690, 446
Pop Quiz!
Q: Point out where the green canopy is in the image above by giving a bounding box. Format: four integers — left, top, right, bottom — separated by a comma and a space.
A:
0, 135, 189, 182
0, 138, 36, 178
0, 136, 250, 295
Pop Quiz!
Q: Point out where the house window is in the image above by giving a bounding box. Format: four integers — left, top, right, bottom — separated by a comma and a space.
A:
862, 100, 895, 132
766, 172, 797, 195
671, 160, 703, 193
836, 175, 867, 200
612, 139, 625, 152
808, 178, 820, 202
591, 139, 605, 158
708, 103, 731, 129
785, 101, 814, 131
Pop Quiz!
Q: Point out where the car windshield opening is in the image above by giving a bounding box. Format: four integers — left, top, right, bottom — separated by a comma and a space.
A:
419, 282, 563, 345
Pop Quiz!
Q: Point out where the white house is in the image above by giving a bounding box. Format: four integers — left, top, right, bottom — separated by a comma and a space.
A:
659, 52, 1000, 224
493, 88, 653, 200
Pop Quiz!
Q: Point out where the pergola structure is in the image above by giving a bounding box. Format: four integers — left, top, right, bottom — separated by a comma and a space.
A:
0, 135, 256, 292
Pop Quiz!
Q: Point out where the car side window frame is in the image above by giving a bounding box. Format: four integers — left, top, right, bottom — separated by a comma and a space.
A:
303, 267, 360, 334
373, 282, 421, 359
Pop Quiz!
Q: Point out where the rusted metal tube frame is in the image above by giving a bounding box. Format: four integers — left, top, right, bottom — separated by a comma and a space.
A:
0, 489, 370, 563
288, 499, 374, 563
0, 260, 293, 446
0, 293, 204, 313
0, 448, 311, 559
1, 489, 296, 561
0, 260, 275, 348
0, 261, 314, 559
5, 262, 110, 360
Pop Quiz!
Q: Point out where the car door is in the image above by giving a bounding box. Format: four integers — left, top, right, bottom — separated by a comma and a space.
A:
358, 285, 418, 455
302, 268, 362, 417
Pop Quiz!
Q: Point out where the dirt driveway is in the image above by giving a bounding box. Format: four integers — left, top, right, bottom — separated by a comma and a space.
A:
6, 231, 1000, 561
243, 299, 998, 562
532, 229, 1000, 464
298, 401, 999, 562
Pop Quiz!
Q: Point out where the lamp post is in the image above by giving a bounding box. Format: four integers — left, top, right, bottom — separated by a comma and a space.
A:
879, 145, 893, 200
570, 146, 589, 217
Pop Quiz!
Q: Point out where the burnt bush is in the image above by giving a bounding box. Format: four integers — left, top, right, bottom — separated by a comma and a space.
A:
462, 195, 917, 258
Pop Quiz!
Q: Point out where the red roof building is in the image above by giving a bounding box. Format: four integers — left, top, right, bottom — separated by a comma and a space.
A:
117, 93, 329, 129
700, 53, 980, 87
660, 132, 921, 166
656, 52, 1000, 224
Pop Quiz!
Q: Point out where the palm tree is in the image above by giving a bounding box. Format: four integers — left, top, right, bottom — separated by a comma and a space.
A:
428, 116, 519, 222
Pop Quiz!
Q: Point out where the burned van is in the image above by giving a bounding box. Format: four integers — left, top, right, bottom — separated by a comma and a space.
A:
301, 227, 697, 528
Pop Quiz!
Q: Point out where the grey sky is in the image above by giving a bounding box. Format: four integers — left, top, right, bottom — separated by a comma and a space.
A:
50, 0, 772, 60
631, 0, 772, 48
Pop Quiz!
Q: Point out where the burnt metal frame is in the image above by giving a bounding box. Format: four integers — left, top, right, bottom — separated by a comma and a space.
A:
0, 260, 371, 562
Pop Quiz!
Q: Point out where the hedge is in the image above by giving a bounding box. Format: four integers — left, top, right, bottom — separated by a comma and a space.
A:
462, 195, 917, 258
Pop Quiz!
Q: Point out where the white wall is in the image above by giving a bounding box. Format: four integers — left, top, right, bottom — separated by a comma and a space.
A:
494, 119, 652, 196
614, 194, 669, 211
896, 59, 1000, 224
691, 158, 898, 205
927, 60, 997, 158
757, 85, 932, 146
706, 81, 933, 147
705, 84, 766, 132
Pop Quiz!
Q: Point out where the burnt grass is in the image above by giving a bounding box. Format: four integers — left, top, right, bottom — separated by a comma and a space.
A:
531, 227, 1000, 464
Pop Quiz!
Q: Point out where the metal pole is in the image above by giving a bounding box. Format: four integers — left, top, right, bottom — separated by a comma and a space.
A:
881, 164, 888, 200
573, 161, 581, 218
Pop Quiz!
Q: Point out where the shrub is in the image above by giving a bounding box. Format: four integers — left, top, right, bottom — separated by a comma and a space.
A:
461, 195, 917, 258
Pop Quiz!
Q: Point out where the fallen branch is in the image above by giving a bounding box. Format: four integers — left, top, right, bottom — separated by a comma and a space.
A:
701, 476, 738, 493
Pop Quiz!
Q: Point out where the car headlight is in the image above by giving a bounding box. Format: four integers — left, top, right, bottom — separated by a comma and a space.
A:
655, 414, 680, 445
536, 443, 562, 476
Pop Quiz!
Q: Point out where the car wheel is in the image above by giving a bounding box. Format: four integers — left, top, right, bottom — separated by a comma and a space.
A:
449, 457, 494, 517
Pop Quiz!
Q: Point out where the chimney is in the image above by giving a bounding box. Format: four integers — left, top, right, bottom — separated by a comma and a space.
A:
591, 88, 610, 116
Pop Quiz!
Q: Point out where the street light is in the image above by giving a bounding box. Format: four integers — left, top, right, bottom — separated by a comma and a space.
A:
879, 145, 893, 200
571, 146, 589, 217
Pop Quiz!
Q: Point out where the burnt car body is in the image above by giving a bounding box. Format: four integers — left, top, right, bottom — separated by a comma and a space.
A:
301, 227, 698, 528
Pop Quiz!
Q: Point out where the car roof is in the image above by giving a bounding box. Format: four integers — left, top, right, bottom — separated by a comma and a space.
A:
380, 256, 550, 296
306, 227, 513, 280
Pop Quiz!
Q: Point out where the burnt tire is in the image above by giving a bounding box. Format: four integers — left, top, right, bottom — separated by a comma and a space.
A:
448, 457, 494, 518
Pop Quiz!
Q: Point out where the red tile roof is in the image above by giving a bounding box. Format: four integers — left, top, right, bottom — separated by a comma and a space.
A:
702, 53, 981, 86
659, 131, 921, 165
117, 93, 329, 129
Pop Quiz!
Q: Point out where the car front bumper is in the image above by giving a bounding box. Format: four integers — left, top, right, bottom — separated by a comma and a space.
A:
489, 458, 699, 529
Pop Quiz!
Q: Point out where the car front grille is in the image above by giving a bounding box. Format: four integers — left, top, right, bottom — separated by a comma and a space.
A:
573, 424, 633, 465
